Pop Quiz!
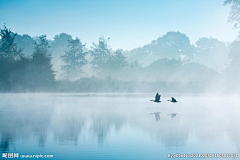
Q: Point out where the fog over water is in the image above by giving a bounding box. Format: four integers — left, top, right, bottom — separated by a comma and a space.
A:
0, 93, 239, 159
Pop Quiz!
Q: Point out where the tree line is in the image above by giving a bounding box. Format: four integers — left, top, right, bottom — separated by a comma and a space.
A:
0, 25, 143, 92
0, 26, 55, 91
1, 0, 240, 93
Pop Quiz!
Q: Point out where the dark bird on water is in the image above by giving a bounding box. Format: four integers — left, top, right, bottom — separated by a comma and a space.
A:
168, 113, 177, 118
150, 93, 161, 102
168, 97, 177, 103
150, 112, 161, 121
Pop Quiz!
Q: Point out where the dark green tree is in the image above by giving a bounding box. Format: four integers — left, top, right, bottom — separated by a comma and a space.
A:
0, 25, 24, 91
61, 38, 87, 79
14, 34, 35, 56
0, 25, 23, 60
31, 35, 55, 90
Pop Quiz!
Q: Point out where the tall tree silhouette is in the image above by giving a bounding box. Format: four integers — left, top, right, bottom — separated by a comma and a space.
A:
51, 33, 73, 79
90, 37, 112, 76
0, 25, 24, 91
31, 35, 55, 91
0, 25, 23, 60
61, 38, 87, 79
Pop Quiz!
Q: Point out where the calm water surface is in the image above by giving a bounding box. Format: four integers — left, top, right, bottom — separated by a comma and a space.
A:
0, 93, 239, 159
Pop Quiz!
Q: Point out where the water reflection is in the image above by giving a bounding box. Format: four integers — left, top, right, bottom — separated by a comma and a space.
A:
168, 113, 177, 118
0, 94, 239, 158
91, 114, 125, 145
0, 132, 12, 152
150, 112, 161, 121
51, 112, 85, 146
0, 95, 54, 149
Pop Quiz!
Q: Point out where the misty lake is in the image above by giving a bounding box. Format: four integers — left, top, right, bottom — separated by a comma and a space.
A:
0, 93, 239, 159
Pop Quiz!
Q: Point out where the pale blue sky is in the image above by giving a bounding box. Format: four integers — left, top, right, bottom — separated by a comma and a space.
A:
0, 0, 237, 50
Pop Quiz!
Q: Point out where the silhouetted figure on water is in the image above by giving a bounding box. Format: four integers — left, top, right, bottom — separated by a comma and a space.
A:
150, 112, 161, 121
168, 97, 177, 103
150, 93, 161, 102
168, 113, 177, 118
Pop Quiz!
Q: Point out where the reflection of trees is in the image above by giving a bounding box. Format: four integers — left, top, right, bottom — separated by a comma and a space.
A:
0, 132, 13, 153
91, 114, 125, 145
145, 115, 190, 148
1, 94, 240, 154
150, 112, 160, 122
156, 121, 189, 148
0, 97, 54, 149
51, 114, 85, 146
